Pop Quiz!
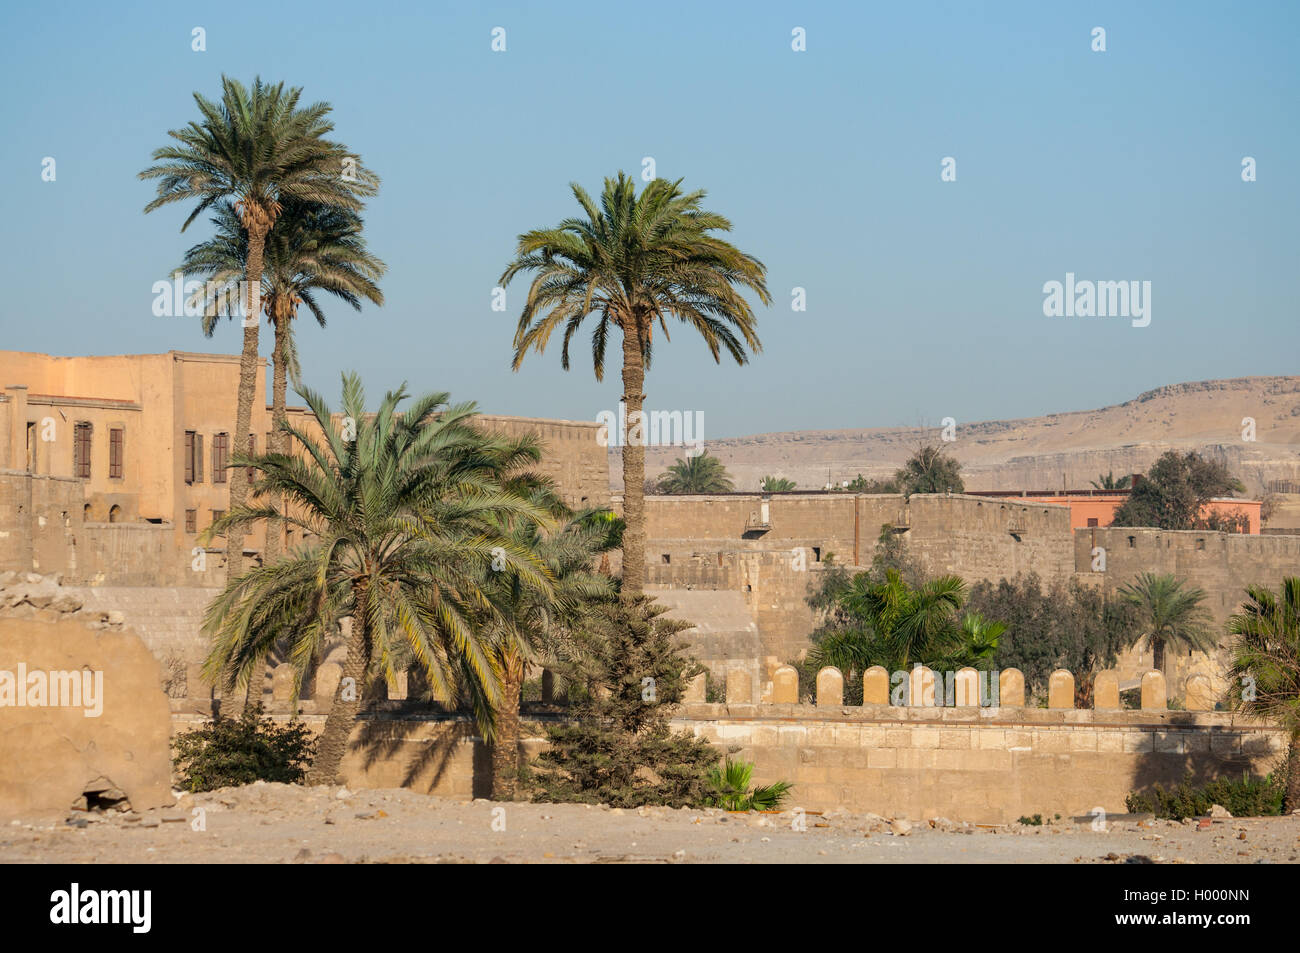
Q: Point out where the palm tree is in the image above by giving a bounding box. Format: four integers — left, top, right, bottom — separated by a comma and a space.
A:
656, 451, 734, 494
140, 75, 378, 612
809, 568, 967, 673
1091, 471, 1132, 491
1227, 577, 1300, 811
761, 476, 797, 492
481, 495, 619, 798
501, 173, 770, 595
199, 373, 552, 784
1117, 572, 1217, 674
181, 199, 386, 711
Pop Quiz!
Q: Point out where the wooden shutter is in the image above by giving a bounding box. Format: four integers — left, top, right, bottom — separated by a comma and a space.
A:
184, 431, 194, 483
109, 428, 124, 479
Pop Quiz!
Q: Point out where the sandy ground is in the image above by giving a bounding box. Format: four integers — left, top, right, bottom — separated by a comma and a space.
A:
3, 782, 1299, 864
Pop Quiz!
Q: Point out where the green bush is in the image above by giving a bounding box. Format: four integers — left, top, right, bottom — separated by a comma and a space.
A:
1125, 771, 1285, 820
172, 705, 316, 792
704, 757, 792, 811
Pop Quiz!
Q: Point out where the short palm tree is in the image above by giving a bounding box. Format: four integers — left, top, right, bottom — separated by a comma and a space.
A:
809, 568, 967, 673
140, 76, 377, 600
1227, 577, 1300, 811
199, 373, 552, 785
1091, 471, 1132, 491
656, 451, 734, 494
481, 494, 619, 798
761, 476, 797, 492
501, 173, 770, 594
704, 756, 792, 812
1117, 572, 1217, 674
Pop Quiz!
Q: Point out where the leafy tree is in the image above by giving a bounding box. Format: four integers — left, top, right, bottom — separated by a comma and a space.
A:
199, 373, 552, 784
894, 445, 964, 496
527, 595, 719, 807
502, 173, 770, 595
1091, 471, 1132, 490
140, 76, 378, 634
656, 451, 735, 494
761, 475, 797, 492
1117, 572, 1216, 674
1227, 577, 1300, 811
1111, 451, 1246, 530
966, 573, 1138, 701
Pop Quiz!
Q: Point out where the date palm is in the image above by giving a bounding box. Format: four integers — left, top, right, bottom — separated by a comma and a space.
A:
1227, 577, 1300, 811
199, 373, 552, 784
181, 198, 385, 709
481, 494, 619, 798
140, 75, 378, 622
1117, 572, 1216, 674
656, 451, 734, 494
501, 173, 770, 594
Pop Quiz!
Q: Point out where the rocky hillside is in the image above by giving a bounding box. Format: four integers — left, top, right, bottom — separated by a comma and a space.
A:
614, 377, 1300, 500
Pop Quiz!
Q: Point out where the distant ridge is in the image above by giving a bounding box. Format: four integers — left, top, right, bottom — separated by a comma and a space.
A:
613, 376, 1300, 494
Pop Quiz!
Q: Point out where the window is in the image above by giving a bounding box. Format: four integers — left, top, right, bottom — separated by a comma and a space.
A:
662, 554, 671, 564
212, 433, 229, 484
184, 431, 204, 484
812, 546, 822, 562
1128, 536, 1136, 548
83, 503, 92, 521
109, 428, 124, 479
74, 422, 92, 479
1086, 517, 1099, 528
211, 509, 225, 526
108, 505, 121, 523
185, 509, 197, 533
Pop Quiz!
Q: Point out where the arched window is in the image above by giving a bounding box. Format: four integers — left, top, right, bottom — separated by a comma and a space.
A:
108, 505, 122, 524
83, 503, 93, 521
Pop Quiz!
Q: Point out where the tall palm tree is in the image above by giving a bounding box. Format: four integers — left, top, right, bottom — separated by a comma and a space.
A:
1117, 572, 1216, 674
182, 199, 386, 710
656, 451, 734, 494
1227, 577, 1300, 811
199, 373, 553, 784
481, 495, 618, 799
501, 173, 770, 595
140, 75, 378, 609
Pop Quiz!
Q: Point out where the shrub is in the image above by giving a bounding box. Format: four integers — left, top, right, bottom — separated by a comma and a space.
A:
172, 705, 316, 792
1125, 771, 1285, 820
704, 757, 792, 811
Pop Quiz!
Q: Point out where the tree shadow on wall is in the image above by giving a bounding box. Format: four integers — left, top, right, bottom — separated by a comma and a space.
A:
1126, 712, 1262, 800
351, 716, 493, 799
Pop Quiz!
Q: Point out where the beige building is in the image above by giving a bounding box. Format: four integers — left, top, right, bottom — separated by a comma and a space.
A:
0, 350, 610, 578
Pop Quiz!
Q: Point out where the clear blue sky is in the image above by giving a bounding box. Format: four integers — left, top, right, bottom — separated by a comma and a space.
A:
2, 1, 1297, 438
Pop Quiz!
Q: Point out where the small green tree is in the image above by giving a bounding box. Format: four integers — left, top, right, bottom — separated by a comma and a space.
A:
894, 445, 963, 496
1111, 451, 1246, 530
527, 596, 719, 807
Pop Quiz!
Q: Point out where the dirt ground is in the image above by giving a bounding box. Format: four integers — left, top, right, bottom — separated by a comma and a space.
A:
3, 782, 1299, 864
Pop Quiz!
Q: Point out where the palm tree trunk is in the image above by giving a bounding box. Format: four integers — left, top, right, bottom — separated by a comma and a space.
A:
620, 323, 646, 596
1286, 728, 1300, 814
220, 226, 267, 721
1152, 639, 1165, 674
491, 653, 525, 800
308, 582, 370, 786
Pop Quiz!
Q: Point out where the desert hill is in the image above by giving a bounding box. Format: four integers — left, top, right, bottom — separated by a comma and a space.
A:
614, 377, 1300, 500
